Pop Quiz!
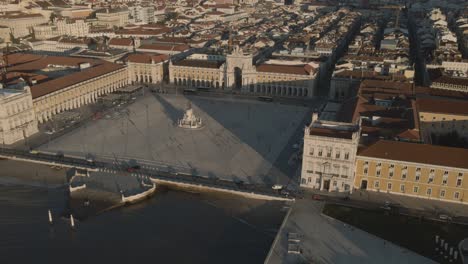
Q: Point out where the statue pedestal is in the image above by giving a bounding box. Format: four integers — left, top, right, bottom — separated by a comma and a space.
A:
178, 108, 203, 129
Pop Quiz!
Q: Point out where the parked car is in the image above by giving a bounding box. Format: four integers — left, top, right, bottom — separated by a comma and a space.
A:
312, 194, 324, 201
272, 184, 284, 190
439, 214, 452, 222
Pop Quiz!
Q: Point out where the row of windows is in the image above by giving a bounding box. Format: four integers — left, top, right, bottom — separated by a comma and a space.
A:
5, 100, 31, 116
310, 147, 350, 160
363, 161, 464, 186
372, 181, 461, 199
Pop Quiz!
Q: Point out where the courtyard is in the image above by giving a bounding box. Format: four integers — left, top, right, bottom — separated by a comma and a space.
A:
39, 94, 314, 185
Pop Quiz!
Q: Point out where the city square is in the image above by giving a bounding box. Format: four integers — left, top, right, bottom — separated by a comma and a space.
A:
39, 94, 312, 185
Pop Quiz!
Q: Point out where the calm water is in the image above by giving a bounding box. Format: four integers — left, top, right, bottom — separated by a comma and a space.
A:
0, 184, 287, 264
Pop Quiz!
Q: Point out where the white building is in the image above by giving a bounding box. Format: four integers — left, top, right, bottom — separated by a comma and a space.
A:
300, 113, 360, 193
96, 8, 129, 28
0, 85, 38, 145
0, 12, 47, 39
33, 19, 90, 40
129, 5, 155, 24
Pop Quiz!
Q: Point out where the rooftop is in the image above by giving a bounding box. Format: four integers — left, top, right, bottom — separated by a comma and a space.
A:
358, 140, 468, 169
172, 59, 224, 68
417, 97, 468, 116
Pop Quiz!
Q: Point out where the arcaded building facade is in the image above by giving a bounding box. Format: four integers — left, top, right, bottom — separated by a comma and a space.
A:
0, 86, 38, 145
8, 54, 127, 124
168, 47, 318, 98
128, 53, 169, 84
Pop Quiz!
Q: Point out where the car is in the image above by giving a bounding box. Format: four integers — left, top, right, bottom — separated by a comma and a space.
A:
234, 179, 244, 186
439, 214, 452, 221
85, 154, 94, 163
272, 184, 284, 190
29, 149, 39, 154
312, 194, 324, 201
45, 130, 55, 135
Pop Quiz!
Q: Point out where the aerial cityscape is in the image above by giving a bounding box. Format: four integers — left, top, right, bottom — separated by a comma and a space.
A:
0, 0, 467, 263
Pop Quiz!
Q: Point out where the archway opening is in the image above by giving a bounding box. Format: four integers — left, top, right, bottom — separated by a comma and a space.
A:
234, 67, 242, 89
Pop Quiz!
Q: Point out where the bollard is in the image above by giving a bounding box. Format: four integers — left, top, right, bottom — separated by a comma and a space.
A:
454, 251, 458, 260
70, 214, 75, 229
441, 239, 445, 247
445, 242, 448, 251
435, 235, 439, 244
449, 247, 453, 256
48, 209, 53, 225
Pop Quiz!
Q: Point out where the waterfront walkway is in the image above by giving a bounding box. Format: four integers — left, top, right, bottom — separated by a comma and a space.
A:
265, 200, 436, 264
0, 148, 291, 201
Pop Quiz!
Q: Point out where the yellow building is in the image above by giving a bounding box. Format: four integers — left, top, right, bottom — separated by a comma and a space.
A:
170, 59, 225, 89
127, 53, 168, 84
355, 140, 468, 204
417, 98, 468, 141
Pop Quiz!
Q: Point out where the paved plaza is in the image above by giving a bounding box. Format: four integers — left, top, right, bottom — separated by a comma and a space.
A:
40, 94, 312, 185
265, 200, 436, 264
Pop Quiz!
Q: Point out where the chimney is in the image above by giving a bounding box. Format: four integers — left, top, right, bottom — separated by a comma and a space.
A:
312, 112, 318, 123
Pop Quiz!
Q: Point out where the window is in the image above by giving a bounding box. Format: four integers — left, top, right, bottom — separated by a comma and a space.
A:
387, 182, 392, 190
440, 190, 446, 198
327, 149, 331, 158
308, 177, 311, 183
335, 151, 340, 159
333, 181, 337, 187
427, 188, 432, 196
389, 171, 394, 177
316, 178, 320, 184
309, 148, 314, 156
457, 173, 463, 187
415, 174, 420, 182
364, 167, 368, 174
402, 166, 407, 179
428, 170, 434, 183
413, 186, 419, 193
400, 184, 405, 192
443, 171, 449, 185
376, 169, 381, 177
374, 181, 380, 188
344, 152, 350, 160
454, 192, 460, 199
318, 149, 323, 157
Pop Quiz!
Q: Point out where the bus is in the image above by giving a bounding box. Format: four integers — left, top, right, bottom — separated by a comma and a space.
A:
257, 96, 273, 102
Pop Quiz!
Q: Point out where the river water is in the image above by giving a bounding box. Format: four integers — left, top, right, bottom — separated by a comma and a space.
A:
0, 184, 287, 264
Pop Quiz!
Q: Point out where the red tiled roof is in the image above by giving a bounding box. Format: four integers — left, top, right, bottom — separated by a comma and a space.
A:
358, 140, 468, 169
138, 44, 190, 52
31, 62, 124, 99
127, 53, 169, 64
308, 127, 354, 139
256, 64, 314, 75
417, 97, 468, 116
109, 38, 133, 46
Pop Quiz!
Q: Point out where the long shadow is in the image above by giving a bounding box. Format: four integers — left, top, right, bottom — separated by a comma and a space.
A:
151, 93, 185, 126
189, 91, 318, 183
